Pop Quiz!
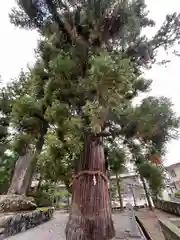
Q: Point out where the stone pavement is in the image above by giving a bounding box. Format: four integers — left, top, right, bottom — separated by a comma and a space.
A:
135, 208, 180, 240
7, 210, 145, 240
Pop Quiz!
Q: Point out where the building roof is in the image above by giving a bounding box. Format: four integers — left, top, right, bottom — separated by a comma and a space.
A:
110, 172, 138, 180
165, 162, 180, 170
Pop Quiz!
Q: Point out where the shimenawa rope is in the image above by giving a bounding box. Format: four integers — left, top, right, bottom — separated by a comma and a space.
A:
69, 170, 108, 186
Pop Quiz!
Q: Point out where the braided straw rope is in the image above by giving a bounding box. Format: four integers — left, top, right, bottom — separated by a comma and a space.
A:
69, 170, 108, 186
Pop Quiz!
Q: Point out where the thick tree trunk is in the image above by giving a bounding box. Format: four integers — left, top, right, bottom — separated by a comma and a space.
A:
141, 177, 153, 210
115, 173, 123, 209
65, 136, 115, 240
107, 170, 112, 209
8, 123, 48, 195
8, 156, 18, 187
8, 148, 34, 195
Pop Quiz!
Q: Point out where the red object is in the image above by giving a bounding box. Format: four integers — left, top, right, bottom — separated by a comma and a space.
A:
149, 155, 161, 165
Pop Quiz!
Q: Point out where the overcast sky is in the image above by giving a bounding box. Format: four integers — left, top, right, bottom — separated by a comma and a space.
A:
1, 0, 180, 166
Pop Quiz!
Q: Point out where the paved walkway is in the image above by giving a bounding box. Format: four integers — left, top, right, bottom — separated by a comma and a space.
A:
135, 208, 180, 240
7, 211, 145, 240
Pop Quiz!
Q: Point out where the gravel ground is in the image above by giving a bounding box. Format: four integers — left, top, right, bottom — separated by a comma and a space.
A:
7, 211, 144, 240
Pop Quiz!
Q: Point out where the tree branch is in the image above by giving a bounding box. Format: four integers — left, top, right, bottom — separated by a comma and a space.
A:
96, 120, 139, 138
33, 112, 48, 124
96, 128, 123, 138
46, 0, 88, 47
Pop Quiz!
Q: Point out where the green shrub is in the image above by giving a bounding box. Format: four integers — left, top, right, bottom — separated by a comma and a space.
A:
36, 207, 51, 211
174, 190, 180, 198
54, 189, 69, 197
28, 183, 54, 207
35, 191, 52, 207
54, 201, 69, 209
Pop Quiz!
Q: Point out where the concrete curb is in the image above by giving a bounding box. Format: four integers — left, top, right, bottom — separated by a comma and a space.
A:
135, 216, 154, 240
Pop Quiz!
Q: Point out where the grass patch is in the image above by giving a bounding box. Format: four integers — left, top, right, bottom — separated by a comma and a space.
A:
36, 207, 52, 211
55, 201, 68, 208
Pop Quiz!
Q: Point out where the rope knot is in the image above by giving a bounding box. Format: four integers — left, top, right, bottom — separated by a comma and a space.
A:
69, 170, 108, 186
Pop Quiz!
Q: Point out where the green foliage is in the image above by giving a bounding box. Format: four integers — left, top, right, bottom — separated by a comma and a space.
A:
5, 0, 180, 198
54, 189, 69, 198
9, 0, 180, 141
174, 190, 180, 198
0, 87, 12, 157
36, 207, 52, 211
137, 161, 164, 196
12, 132, 32, 155
0, 153, 17, 194
36, 130, 80, 188
0, 65, 50, 195
107, 145, 127, 174
132, 96, 180, 155
29, 183, 54, 207
55, 201, 67, 208
0, 68, 49, 155
35, 192, 52, 207
53, 188, 70, 208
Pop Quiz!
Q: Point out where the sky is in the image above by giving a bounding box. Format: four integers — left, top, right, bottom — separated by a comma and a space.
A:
0, 0, 180, 166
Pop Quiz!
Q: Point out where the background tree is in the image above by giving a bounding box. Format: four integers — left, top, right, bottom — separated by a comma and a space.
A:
0, 84, 18, 193
0, 87, 11, 157
133, 151, 163, 210
137, 161, 164, 196
6, 66, 49, 196
126, 96, 180, 209
0, 152, 17, 194
107, 144, 126, 209
109, 181, 117, 206
9, 0, 180, 239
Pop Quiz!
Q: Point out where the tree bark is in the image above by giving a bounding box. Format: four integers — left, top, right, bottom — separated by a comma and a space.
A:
107, 170, 112, 209
65, 136, 115, 240
8, 122, 48, 195
115, 173, 123, 209
8, 148, 34, 195
141, 177, 153, 210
